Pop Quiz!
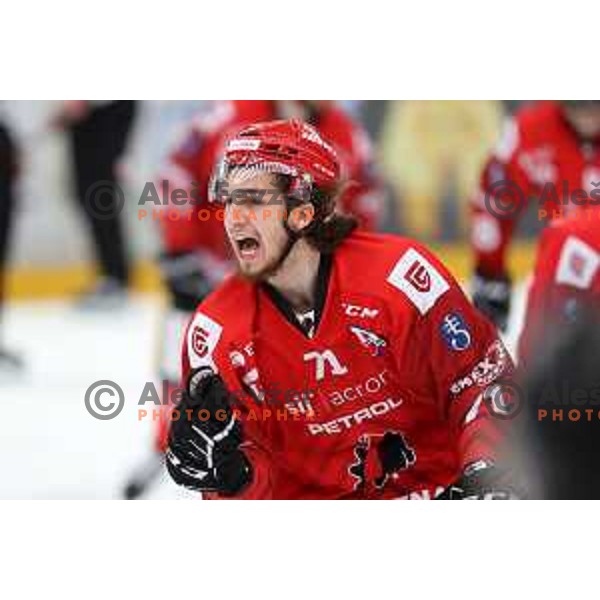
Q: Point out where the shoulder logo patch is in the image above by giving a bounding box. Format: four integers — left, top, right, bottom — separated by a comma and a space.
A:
555, 236, 600, 290
440, 312, 472, 351
187, 312, 223, 370
387, 248, 450, 315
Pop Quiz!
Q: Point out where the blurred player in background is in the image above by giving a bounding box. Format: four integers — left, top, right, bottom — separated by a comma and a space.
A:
165, 119, 514, 500
470, 100, 600, 331
123, 100, 385, 498
381, 100, 503, 237
518, 206, 600, 364
0, 112, 22, 375
56, 101, 137, 307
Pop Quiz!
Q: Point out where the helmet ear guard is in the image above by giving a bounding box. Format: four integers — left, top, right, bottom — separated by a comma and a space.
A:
287, 172, 314, 204
208, 157, 230, 204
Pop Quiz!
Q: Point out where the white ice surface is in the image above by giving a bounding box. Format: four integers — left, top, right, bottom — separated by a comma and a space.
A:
0, 284, 529, 499
0, 295, 196, 499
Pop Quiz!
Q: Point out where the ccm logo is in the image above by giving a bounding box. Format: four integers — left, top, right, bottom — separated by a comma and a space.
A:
343, 303, 379, 319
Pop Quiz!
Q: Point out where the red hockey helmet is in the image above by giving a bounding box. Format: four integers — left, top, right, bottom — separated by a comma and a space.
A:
209, 118, 342, 209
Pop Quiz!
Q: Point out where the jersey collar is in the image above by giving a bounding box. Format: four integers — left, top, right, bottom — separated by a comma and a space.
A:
261, 252, 333, 338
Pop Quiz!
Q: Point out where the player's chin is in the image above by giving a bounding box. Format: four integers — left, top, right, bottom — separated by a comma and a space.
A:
237, 248, 283, 282
236, 256, 270, 281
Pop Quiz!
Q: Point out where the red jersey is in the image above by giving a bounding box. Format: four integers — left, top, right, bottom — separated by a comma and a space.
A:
471, 101, 600, 277
159, 100, 383, 258
181, 231, 513, 499
518, 209, 600, 363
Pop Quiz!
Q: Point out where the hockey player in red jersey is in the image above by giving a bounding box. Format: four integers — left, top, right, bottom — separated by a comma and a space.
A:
518, 207, 600, 364
165, 119, 515, 499
470, 100, 600, 330
123, 101, 383, 498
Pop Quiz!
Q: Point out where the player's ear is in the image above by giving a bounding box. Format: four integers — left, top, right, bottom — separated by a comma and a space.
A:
288, 203, 315, 233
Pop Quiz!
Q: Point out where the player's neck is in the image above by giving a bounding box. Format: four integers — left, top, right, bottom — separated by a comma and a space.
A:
266, 241, 321, 313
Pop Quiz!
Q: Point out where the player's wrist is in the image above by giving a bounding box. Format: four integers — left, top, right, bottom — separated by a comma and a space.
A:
159, 251, 213, 311
472, 269, 512, 330
473, 267, 512, 288
216, 451, 253, 497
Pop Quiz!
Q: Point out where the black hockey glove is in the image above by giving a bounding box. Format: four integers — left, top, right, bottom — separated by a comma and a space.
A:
472, 269, 512, 332
166, 367, 252, 495
437, 461, 518, 500
160, 251, 214, 312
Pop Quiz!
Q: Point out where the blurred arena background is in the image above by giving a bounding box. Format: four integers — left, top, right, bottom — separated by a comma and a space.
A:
3, 100, 538, 298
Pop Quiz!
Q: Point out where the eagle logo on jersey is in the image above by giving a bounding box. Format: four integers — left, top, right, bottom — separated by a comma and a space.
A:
349, 325, 387, 357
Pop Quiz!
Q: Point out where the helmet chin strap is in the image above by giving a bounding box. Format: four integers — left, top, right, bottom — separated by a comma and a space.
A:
263, 198, 320, 279
268, 215, 302, 276
264, 198, 316, 278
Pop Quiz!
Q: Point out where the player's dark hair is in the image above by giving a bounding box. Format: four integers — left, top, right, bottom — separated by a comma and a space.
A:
272, 173, 358, 253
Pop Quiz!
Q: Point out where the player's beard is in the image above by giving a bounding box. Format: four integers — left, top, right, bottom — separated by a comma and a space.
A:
234, 237, 295, 283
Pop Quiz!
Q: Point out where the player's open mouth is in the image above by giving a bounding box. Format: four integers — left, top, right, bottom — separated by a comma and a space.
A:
234, 235, 261, 261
